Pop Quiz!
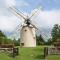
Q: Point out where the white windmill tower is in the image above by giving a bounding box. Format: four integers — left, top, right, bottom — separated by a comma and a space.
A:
9, 7, 39, 47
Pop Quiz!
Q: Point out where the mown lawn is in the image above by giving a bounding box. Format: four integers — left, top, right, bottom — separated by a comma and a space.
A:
0, 46, 60, 60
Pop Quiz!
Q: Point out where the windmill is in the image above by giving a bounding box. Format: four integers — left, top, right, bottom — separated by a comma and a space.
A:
9, 7, 39, 47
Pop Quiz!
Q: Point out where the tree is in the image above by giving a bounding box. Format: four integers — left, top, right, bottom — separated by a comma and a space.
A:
4, 38, 13, 44
46, 38, 52, 45
0, 30, 13, 44
0, 31, 6, 38
51, 24, 60, 45
36, 34, 45, 45
13, 38, 20, 46
0, 30, 7, 44
51, 24, 59, 42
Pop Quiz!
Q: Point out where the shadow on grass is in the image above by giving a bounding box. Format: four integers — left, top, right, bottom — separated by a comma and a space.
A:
35, 54, 45, 60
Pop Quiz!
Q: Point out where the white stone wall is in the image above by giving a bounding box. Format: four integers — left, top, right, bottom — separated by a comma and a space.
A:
20, 26, 36, 47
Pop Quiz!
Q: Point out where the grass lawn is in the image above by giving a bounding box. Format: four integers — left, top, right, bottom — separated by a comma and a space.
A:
0, 46, 60, 60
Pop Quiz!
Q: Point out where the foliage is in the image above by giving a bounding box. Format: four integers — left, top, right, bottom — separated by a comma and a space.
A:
51, 24, 60, 43
0, 30, 13, 44
36, 34, 45, 45
46, 38, 52, 45
13, 38, 20, 46
0, 30, 20, 46
0, 30, 6, 38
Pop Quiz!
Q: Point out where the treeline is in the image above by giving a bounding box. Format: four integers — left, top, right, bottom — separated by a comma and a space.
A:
0, 31, 20, 46
0, 30, 45, 46
36, 24, 60, 45
36, 34, 45, 45
47, 24, 60, 45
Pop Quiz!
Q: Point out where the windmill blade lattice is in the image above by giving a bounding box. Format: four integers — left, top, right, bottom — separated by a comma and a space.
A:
9, 7, 26, 20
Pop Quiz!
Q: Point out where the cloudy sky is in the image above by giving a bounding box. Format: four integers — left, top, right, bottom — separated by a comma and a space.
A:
0, 0, 60, 40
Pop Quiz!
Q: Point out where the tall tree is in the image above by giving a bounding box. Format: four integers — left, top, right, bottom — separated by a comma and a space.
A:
0, 30, 13, 44
0, 30, 6, 38
13, 38, 20, 46
51, 24, 60, 42
47, 38, 52, 45
0, 30, 7, 44
36, 34, 45, 45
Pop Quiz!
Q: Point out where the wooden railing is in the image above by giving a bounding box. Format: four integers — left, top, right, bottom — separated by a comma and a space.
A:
44, 47, 60, 58
0, 44, 19, 57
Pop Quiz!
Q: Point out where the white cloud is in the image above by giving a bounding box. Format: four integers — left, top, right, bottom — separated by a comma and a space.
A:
31, 9, 60, 28
5, 0, 16, 7
0, 15, 21, 32
30, 9, 60, 40
0, 0, 16, 17
0, 0, 27, 32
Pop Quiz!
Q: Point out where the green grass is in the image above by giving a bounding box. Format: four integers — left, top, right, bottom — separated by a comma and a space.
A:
20, 46, 44, 60
0, 46, 60, 60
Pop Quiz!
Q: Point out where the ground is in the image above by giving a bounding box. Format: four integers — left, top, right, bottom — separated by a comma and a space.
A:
0, 46, 60, 60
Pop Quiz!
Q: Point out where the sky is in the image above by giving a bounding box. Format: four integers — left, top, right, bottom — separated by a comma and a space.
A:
0, 0, 60, 40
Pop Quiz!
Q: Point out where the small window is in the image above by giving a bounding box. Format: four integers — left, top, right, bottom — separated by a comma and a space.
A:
25, 29, 27, 31
33, 37, 36, 39
21, 43, 24, 46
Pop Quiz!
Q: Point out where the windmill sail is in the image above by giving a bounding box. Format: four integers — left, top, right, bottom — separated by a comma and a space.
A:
9, 7, 26, 20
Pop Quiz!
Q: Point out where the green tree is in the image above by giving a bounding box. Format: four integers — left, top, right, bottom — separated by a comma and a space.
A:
51, 24, 59, 42
51, 24, 60, 45
36, 34, 45, 45
4, 38, 13, 44
0, 31, 6, 38
0, 30, 13, 44
0, 30, 7, 44
13, 38, 20, 46
46, 38, 52, 45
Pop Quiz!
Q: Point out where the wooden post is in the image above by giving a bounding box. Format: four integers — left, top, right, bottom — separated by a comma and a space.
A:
16, 47, 19, 55
44, 47, 48, 58
12, 47, 19, 57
